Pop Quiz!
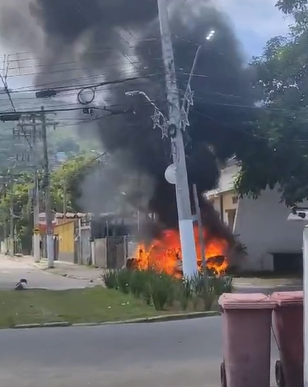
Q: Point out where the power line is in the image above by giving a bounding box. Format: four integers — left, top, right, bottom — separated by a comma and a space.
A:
6, 70, 162, 94
0, 73, 34, 151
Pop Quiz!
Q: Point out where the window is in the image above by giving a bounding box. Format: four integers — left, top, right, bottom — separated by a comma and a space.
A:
225, 209, 236, 231
232, 196, 238, 205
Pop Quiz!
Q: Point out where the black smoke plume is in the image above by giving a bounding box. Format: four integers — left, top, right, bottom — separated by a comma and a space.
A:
0, 0, 257, 245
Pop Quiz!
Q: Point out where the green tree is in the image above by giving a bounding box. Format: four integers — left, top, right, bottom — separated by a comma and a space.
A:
51, 153, 103, 212
235, 3, 308, 205
0, 153, 102, 252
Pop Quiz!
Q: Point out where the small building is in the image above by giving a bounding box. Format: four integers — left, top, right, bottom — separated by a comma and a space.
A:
206, 161, 307, 274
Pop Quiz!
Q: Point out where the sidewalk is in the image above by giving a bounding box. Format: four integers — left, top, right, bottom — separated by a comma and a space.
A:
32, 258, 105, 283
0, 255, 104, 290
233, 276, 303, 287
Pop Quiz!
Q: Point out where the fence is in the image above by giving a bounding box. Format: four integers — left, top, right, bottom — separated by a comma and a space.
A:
93, 235, 137, 269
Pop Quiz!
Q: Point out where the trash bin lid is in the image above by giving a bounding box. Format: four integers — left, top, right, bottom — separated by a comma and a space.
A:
218, 293, 276, 310
271, 291, 303, 306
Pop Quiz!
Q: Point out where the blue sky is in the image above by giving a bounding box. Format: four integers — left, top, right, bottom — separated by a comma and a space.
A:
217, 0, 291, 58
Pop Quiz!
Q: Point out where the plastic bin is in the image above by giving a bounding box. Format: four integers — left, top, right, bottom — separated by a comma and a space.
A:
271, 291, 303, 387
218, 293, 276, 387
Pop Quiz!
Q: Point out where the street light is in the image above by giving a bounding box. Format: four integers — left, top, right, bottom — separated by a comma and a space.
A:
206, 30, 216, 41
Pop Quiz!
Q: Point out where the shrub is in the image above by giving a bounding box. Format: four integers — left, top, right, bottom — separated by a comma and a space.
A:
208, 275, 233, 296
191, 272, 207, 295
222, 276, 233, 293
102, 270, 118, 289
130, 270, 146, 298
202, 289, 216, 311
177, 277, 194, 311
147, 271, 174, 311
117, 269, 132, 294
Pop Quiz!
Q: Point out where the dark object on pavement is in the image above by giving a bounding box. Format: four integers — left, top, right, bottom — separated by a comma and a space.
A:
15, 279, 28, 291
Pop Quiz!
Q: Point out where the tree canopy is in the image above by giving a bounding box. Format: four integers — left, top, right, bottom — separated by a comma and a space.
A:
235, 0, 308, 205
0, 153, 102, 253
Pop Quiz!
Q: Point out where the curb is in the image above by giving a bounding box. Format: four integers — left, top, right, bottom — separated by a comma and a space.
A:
12, 311, 220, 329
13, 321, 71, 329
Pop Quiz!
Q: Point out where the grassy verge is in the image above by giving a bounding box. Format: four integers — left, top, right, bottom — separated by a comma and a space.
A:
0, 269, 231, 329
0, 286, 217, 329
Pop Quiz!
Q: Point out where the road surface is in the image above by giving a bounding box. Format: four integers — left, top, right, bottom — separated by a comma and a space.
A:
0, 257, 100, 290
0, 316, 279, 387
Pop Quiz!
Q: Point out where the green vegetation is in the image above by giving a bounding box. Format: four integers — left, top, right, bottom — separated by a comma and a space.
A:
0, 269, 232, 328
103, 269, 233, 312
236, 0, 308, 205
0, 287, 159, 328
0, 154, 102, 253
0, 92, 98, 170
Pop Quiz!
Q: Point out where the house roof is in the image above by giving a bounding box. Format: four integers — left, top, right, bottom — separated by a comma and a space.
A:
206, 164, 240, 198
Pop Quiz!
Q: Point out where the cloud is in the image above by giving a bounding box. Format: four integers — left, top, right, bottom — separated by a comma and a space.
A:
215, 0, 292, 55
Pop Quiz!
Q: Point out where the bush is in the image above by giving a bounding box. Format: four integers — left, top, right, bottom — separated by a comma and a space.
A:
147, 271, 174, 311
107, 267, 232, 312
188, 273, 233, 310
222, 276, 233, 293
208, 275, 233, 296
102, 270, 118, 289
177, 277, 194, 310
117, 269, 132, 294
130, 270, 147, 298
130, 270, 161, 300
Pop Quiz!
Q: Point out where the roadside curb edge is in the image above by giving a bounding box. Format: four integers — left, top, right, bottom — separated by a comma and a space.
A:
12, 311, 220, 329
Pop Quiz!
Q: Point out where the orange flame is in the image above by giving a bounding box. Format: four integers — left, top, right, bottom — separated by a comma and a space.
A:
134, 226, 228, 277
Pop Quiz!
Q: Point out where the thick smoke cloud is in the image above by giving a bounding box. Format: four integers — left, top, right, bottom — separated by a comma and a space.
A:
0, 0, 257, 244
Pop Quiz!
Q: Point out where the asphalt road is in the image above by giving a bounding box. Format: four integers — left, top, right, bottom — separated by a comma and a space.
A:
0, 257, 297, 386
0, 316, 280, 387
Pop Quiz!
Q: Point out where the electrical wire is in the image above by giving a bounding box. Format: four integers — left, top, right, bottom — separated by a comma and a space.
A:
0, 73, 34, 151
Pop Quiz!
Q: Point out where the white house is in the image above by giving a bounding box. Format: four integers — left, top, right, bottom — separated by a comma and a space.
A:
206, 161, 307, 273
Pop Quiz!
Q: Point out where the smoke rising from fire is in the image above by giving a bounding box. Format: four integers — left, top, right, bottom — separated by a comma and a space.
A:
0, 0, 257, 243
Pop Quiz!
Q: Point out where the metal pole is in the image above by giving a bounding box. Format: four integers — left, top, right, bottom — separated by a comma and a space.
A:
41, 106, 54, 268
63, 179, 67, 218
3, 182, 8, 254
3, 218, 7, 254
192, 184, 208, 289
157, 0, 198, 278
32, 115, 41, 263
9, 176, 14, 256
304, 225, 308, 387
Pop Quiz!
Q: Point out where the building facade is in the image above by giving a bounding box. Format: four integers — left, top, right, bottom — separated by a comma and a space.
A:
206, 163, 306, 273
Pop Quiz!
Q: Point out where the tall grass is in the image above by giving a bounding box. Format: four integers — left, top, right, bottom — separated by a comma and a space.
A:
102, 268, 233, 311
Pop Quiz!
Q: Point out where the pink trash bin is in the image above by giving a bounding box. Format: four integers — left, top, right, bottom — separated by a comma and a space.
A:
218, 293, 276, 387
271, 291, 303, 387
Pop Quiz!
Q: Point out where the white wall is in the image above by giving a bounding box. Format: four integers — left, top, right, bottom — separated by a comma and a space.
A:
209, 192, 238, 226
207, 164, 239, 196
234, 187, 308, 271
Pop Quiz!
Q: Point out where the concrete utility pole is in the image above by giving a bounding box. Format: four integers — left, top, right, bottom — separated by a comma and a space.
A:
157, 0, 198, 277
32, 115, 40, 263
16, 114, 41, 262
41, 106, 54, 268
9, 174, 14, 256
